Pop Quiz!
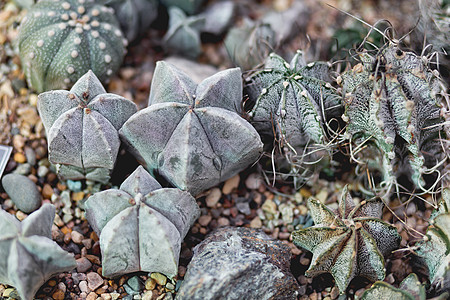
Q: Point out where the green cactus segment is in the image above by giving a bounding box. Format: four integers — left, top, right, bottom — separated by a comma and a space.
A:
18, 0, 126, 93
85, 166, 199, 278
246, 51, 341, 149
120, 62, 263, 195
291, 186, 401, 293
37, 71, 137, 183
0, 204, 76, 300
160, 0, 204, 14
360, 273, 426, 300
341, 43, 446, 190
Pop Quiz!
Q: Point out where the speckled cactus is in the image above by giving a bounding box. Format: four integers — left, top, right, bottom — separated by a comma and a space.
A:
224, 18, 276, 71
360, 273, 428, 300
416, 188, 450, 292
18, 0, 127, 93
0, 204, 76, 300
291, 186, 401, 293
84, 166, 200, 278
104, 0, 158, 42
120, 61, 263, 195
340, 43, 447, 192
163, 6, 205, 59
37, 70, 137, 183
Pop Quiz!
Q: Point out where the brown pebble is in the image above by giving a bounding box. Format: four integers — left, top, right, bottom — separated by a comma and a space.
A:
85, 254, 101, 265
86, 291, 97, 300
52, 289, 65, 300
250, 217, 262, 228
71, 231, 84, 244
72, 191, 85, 202
198, 215, 212, 227
13, 152, 26, 163
205, 188, 221, 207
87, 272, 104, 291
222, 174, 240, 194
42, 184, 54, 199
145, 278, 156, 290
90, 231, 99, 242
217, 217, 230, 227
76, 257, 92, 273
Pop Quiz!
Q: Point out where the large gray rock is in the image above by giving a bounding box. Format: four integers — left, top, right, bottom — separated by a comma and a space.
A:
2, 173, 41, 213
176, 227, 300, 300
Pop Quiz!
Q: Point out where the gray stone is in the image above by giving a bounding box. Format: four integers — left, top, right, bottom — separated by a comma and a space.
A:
1, 173, 42, 213
176, 227, 299, 300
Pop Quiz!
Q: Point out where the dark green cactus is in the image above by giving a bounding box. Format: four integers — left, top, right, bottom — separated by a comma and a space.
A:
85, 166, 200, 278
18, 0, 127, 93
37, 70, 137, 183
120, 61, 263, 195
291, 186, 401, 293
340, 43, 447, 192
0, 204, 76, 300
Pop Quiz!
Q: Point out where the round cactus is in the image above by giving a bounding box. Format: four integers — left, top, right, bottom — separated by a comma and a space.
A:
18, 0, 127, 93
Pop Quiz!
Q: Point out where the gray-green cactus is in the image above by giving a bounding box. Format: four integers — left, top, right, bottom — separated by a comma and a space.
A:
224, 18, 276, 71
340, 43, 447, 192
291, 186, 401, 293
37, 70, 137, 184
160, 0, 204, 14
0, 203, 76, 300
163, 6, 205, 59
416, 188, 450, 292
120, 61, 263, 195
18, 0, 127, 93
104, 0, 158, 42
360, 273, 427, 300
84, 166, 200, 278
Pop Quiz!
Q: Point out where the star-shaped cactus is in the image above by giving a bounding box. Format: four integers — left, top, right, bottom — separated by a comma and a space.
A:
84, 166, 200, 278
18, 0, 127, 92
416, 188, 450, 292
0, 204, 76, 300
360, 273, 427, 300
163, 6, 205, 58
340, 43, 447, 191
120, 61, 263, 195
37, 70, 137, 183
245, 50, 341, 149
291, 186, 401, 293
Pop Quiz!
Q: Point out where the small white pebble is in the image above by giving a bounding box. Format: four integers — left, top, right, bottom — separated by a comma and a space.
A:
91, 30, 99, 38
91, 9, 100, 16
36, 40, 44, 47
77, 6, 85, 14
74, 37, 81, 44
103, 24, 111, 30
47, 30, 55, 37
75, 27, 83, 34
47, 11, 56, 17
71, 50, 78, 58
91, 20, 99, 27
104, 55, 111, 63
62, 2, 70, 10
99, 42, 106, 49
67, 66, 75, 74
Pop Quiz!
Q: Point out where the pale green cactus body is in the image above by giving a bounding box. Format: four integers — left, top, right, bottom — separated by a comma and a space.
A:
341, 43, 446, 191
120, 61, 263, 195
0, 204, 76, 300
37, 70, 137, 183
18, 0, 127, 93
291, 186, 401, 293
360, 273, 429, 300
160, 0, 204, 14
84, 166, 200, 278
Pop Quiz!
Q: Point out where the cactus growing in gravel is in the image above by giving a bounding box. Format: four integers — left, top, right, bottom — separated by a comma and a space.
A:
18, 0, 127, 93
291, 186, 401, 293
0, 204, 76, 300
340, 43, 448, 192
360, 273, 428, 300
120, 61, 263, 195
84, 166, 200, 278
37, 70, 137, 183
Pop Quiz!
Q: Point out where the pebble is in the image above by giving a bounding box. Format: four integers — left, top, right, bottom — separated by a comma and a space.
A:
57, 282, 66, 293
79, 280, 89, 293
13, 163, 31, 175
145, 278, 156, 290
142, 291, 153, 300
87, 272, 104, 290
72, 191, 85, 201
217, 217, 230, 226
127, 276, 141, 292
52, 289, 65, 300
13, 152, 26, 163
37, 165, 49, 177
2, 173, 41, 213
316, 190, 328, 203
198, 215, 212, 227
250, 217, 262, 228
16, 210, 27, 221
222, 174, 240, 194
101, 293, 112, 300
42, 183, 54, 199
262, 199, 277, 215
76, 257, 92, 273
24, 146, 36, 165
3, 288, 14, 297
245, 173, 263, 190
150, 272, 167, 286
67, 180, 82, 192
206, 187, 221, 207
87, 291, 97, 300
71, 230, 84, 244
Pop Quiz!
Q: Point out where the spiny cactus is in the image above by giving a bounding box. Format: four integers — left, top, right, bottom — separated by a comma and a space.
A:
360, 273, 428, 300
84, 166, 200, 278
18, 0, 127, 93
291, 186, 401, 293
37, 70, 137, 183
120, 61, 263, 195
340, 42, 448, 192
0, 204, 76, 300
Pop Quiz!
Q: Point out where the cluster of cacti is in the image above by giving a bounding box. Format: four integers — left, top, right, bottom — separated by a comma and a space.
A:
85, 166, 199, 278
0, 204, 76, 300
340, 43, 447, 192
291, 186, 401, 293
18, 0, 127, 93
120, 61, 263, 195
37, 70, 137, 183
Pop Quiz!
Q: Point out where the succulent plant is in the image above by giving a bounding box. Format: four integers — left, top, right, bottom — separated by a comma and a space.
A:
120, 61, 263, 195
163, 6, 205, 59
37, 70, 137, 184
198, 1, 235, 36
416, 188, 450, 292
84, 166, 200, 278
160, 0, 204, 15
18, 0, 127, 93
224, 18, 276, 71
360, 273, 427, 300
104, 0, 158, 42
340, 43, 447, 192
0, 203, 76, 300
291, 186, 401, 293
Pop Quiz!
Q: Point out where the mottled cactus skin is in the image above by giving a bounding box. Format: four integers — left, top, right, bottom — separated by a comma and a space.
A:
18, 0, 127, 93
340, 43, 447, 192
360, 273, 428, 300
